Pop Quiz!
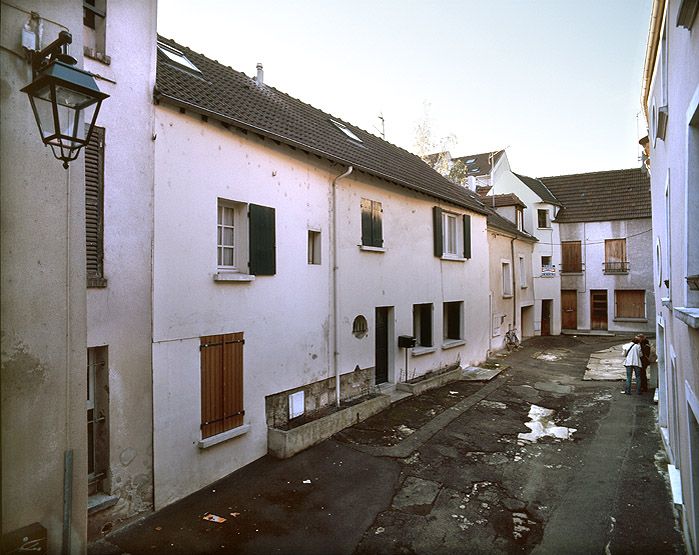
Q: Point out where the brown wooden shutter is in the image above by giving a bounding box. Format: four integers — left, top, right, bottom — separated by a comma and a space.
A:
433, 206, 443, 257
615, 290, 645, 318
85, 126, 105, 286
605, 239, 626, 263
200, 332, 244, 439
462, 214, 471, 259
561, 241, 581, 272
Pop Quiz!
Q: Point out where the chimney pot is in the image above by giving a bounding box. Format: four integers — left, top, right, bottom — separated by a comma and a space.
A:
256, 63, 264, 85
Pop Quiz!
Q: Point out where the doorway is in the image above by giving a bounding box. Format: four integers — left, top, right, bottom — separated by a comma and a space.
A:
375, 307, 391, 385
590, 290, 608, 330
561, 290, 577, 329
541, 300, 552, 336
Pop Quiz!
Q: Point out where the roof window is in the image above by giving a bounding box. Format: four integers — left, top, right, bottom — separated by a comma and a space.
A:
466, 158, 476, 164
330, 120, 362, 143
157, 41, 201, 73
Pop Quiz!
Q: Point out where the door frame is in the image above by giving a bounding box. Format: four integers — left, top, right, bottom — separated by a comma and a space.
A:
590, 289, 608, 330
561, 290, 578, 330
374, 306, 394, 385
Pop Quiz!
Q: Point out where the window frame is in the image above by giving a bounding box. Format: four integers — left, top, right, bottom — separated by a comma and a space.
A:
502, 260, 513, 297
412, 303, 433, 348
614, 290, 647, 320
519, 255, 527, 288
443, 301, 464, 342
307, 229, 321, 265
537, 209, 550, 229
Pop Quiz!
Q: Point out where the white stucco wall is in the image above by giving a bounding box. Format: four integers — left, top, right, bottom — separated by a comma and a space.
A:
83, 0, 157, 527
1, 2, 88, 551
646, 2, 699, 552
559, 219, 655, 333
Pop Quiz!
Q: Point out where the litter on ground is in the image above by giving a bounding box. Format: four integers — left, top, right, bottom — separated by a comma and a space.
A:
202, 513, 227, 523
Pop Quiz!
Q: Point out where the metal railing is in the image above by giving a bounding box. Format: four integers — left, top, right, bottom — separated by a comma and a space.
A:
603, 261, 629, 273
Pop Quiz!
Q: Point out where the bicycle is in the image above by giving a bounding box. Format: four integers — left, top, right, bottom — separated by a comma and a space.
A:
505, 327, 520, 351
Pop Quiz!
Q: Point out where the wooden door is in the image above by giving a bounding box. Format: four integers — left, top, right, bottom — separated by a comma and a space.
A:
375, 307, 389, 384
561, 290, 578, 329
541, 300, 552, 336
590, 290, 608, 330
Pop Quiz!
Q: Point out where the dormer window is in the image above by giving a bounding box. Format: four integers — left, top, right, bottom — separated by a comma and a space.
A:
330, 120, 362, 143
157, 41, 201, 73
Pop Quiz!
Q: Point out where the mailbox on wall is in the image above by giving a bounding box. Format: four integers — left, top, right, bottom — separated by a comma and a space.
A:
398, 335, 416, 348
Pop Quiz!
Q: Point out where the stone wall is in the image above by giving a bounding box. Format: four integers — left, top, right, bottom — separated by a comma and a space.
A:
265, 366, 374, 428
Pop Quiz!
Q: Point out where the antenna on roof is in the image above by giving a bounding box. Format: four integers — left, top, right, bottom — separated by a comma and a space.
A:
374, 113, 385, 140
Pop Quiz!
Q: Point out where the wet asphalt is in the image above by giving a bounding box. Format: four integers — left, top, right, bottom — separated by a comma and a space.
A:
90, 335, 685, 555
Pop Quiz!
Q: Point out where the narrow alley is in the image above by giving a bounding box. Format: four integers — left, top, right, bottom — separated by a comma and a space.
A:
92, 335, 684, 555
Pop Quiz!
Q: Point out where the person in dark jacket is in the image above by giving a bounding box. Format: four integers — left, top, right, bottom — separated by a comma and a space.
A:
638, 334, 651, 393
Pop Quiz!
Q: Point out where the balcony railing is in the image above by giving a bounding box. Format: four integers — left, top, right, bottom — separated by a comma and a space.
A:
541, 264, 556, 277
603, 261, 629, 274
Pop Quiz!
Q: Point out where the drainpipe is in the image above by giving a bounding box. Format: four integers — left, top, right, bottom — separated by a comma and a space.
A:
511, 236, 517, 332
332, 166, 353, 407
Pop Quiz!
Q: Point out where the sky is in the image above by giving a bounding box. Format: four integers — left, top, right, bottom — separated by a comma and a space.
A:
157, 0, 652, 178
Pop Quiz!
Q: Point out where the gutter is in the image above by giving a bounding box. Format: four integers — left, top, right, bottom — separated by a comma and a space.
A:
640, 0, 665, 120
331, 166, 353, 407
153, 89, 490, 217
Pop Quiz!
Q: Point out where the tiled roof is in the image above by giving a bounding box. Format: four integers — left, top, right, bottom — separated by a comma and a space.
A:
513, 173, 562, 206
452, 150, 504, 177
539, 168, 651, 222
479, 193, 527, 209
155, 37, 488, 216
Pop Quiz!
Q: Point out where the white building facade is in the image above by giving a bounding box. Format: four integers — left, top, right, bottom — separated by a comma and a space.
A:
642, 0, 699, 552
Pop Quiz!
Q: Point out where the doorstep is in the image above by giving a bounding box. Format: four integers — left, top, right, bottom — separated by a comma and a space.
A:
562, 329, 616, 336
267, 394, 391, 459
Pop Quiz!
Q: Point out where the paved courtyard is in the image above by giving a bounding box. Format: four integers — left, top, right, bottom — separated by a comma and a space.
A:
91, 335, 684, 555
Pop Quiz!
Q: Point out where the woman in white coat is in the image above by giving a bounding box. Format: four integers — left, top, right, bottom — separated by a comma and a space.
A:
623, 337, 643, 395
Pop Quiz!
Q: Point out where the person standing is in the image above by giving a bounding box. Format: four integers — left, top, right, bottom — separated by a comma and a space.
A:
638, 334, 651, 393
623, 337, 643, 395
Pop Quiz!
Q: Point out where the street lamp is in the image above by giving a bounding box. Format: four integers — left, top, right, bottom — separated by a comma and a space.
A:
21, 31, 108, 168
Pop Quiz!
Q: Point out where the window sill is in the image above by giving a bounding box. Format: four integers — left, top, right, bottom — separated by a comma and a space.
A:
359, 245, 385, 253
440, 255, 466, 262
661, 297, 672, 308
502, 294, 513, 299
674, 307, 699, 329
613, 317, 648, 323
603, 271, 629, 276
84, 48, 111, 65
213, 272, 255, 282
198, 423, 251, 449
87, 277, 108, 288
87, 493, 118, 515
561, 272, 583, 276
520, 285, 528, 289
411, 346, 436, 357
442, 339, 465, 350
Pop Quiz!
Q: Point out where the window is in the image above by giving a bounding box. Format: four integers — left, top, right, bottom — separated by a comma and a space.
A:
604, 239, 628, 273
432, 207, 471, 259
87, 346, 109, 495
413, 303, 433, 348
360, 198, 383, 248
537, 209, 550, 228
308, 230, 321, 264
85, 125, 106, 287
561, 241, 582, 273
502, 261, 513, 297
200, 332, 245, 439
216, 199, 275, 276
516, 208, 524, 231
443, 301, 463, 341
330, 120, 363, 142
541, 256, 555, 276
83, 0, 107, 60
519, 255, 527, 288
352, 315, 368, 338
615, 290, 646, 319
157, 41, 201, 74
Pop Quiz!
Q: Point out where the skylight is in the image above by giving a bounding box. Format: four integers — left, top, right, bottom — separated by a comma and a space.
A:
330, 120, 362, 142
466, 158, 476, 164
157, 41, 201, 73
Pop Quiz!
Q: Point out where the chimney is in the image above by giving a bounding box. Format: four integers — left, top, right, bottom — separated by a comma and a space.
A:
256, 63, 264, 85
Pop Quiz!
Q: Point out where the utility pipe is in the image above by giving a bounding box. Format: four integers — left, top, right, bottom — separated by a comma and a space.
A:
511, 236, 517, 332
331, 166, 353, 407
640, 0, 665, 120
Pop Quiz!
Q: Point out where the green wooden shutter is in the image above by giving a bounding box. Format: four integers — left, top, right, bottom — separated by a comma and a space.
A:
372, 201, 383, 247
462, 214, 471, 259
361, 198, 372, 246
433, 206, 443, 257
85, 126, 105, 285
249, 204, 276, 275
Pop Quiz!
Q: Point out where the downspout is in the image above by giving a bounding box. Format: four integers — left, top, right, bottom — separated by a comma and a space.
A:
511, 236, 517, 331
332, 166, 353, 407
640, 0, 665, 120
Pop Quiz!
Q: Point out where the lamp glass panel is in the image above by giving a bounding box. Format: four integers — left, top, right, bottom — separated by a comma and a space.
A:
31, 94, 56, 139
54, 83, 96, 110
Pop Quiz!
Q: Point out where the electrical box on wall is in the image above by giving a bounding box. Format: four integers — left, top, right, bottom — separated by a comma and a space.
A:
288, 391, 305, 419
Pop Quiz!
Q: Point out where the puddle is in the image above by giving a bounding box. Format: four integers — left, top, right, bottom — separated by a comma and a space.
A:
517, 405, 577, 444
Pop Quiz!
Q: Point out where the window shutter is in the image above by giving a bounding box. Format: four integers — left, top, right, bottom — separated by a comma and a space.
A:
372, 201, 383, 247
462, 214, 471, 259
360, 199, 372, 246
85, 126, 105, 284
562, 241, 581, 272
249, 204, 276, 275
433, 207, 443, 257
200, 332, 245, 439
